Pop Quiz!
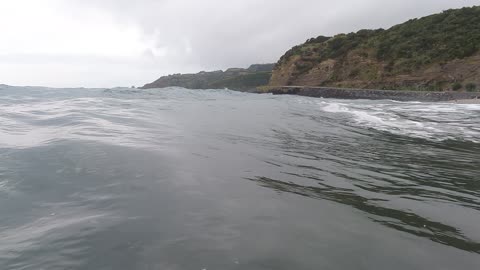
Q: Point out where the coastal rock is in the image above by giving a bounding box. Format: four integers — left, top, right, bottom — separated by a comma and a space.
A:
262, 86, 480, 102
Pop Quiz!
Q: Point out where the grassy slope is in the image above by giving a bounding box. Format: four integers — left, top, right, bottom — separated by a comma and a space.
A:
142, 64, 274, 91
208, 72, 272, 90
271, 6, 480, 91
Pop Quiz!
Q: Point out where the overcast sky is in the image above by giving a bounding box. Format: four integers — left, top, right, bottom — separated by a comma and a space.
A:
0, 0, 478, 88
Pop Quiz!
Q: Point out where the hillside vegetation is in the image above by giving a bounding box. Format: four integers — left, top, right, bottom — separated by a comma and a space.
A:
142, 64, 274, 91
270, 6, 480, 91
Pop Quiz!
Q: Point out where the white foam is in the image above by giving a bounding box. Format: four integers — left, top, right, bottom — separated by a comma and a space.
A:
320, 101, 480, 142
322, 103, 350, 113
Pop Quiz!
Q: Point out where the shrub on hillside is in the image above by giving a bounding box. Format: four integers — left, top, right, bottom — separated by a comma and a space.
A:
452, 82, 462, 91
465, 83, 477, 92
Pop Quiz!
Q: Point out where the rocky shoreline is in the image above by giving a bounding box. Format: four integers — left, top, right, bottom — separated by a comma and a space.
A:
257, 86, 480, 102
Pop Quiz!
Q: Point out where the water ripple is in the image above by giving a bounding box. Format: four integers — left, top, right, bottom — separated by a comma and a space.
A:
1, 86, 479, 269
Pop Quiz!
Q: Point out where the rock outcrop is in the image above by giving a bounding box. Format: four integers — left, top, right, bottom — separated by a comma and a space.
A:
260, 86, 480, 102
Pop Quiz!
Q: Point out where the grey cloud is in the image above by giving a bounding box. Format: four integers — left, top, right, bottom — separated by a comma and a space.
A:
72, 0, 479, 72
4, 0, 479, 87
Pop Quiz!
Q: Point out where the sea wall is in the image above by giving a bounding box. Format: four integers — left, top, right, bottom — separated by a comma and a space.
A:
261, 87, 480, 102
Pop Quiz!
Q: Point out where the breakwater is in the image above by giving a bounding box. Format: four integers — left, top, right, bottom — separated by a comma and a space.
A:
260, 86, 480, 102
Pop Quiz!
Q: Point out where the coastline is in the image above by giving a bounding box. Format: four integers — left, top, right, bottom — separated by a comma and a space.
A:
448, 99, 480, 104
255, 86, 480, 102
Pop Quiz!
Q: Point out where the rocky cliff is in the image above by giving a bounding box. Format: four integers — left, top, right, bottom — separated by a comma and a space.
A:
270, 6, 480, 92
142, 64, 274, 91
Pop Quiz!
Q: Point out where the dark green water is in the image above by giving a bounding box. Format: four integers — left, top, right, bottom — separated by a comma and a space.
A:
0, 86, 479, 269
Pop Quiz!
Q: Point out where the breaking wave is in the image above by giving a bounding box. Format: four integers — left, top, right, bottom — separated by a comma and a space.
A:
321, 100, 480, 142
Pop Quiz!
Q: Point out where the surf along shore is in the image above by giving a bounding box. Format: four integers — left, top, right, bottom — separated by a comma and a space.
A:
256, 86, 480, 103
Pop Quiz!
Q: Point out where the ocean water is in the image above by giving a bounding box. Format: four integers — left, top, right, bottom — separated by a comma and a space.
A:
0, 85, 479, 270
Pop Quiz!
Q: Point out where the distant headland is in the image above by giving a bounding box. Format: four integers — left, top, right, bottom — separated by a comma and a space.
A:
141, 64, 274, 91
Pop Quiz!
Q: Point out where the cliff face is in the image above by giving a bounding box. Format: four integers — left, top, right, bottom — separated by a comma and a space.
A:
142, 64, 274, 91
270, 7, 480, 91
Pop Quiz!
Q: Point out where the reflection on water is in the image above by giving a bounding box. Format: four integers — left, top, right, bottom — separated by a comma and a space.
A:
248, 176, 479, 253
256, 121, 480, 253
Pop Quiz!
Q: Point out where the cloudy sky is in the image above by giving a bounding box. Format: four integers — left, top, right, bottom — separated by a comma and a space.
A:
0, 0, 477, 88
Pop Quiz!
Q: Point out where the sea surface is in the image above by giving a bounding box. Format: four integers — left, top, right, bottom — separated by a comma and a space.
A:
0, 85, 479, 270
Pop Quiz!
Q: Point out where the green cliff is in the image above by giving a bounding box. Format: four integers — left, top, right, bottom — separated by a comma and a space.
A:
270, 6, 480, 91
